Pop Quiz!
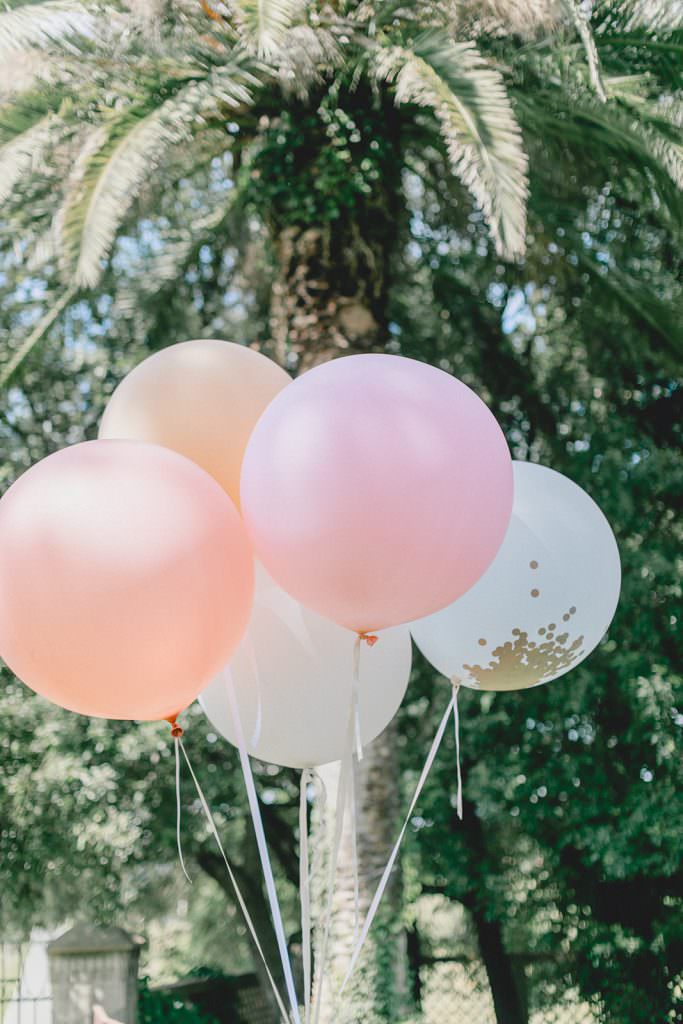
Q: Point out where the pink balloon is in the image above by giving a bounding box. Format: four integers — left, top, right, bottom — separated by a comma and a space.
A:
0, 440, 254, 721
240, 354, 513, 632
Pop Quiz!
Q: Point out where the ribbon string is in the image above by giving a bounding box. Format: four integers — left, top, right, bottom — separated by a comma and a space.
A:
452, 679, 463, 821
174, 736, 192, 884
340, 690, 457, 992
245, 634, 264, 748
312, 712, 354, 1024
225, 669, 303, 1024
349, 755, 360, 942
352, 636, 364, 762
300, 769, 313, 1024
177, 739, 291, 1023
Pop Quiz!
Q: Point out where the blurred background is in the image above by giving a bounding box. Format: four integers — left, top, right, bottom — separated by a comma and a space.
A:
0, 2, 681, 1023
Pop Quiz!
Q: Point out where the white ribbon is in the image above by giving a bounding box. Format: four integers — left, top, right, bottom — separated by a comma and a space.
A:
174, 736, 192, 884
340, 690, 456, 992
312, 712, 354, 1024
224, 669, 302, 1024
245, 634, 264, 748
352, 636, 364, 762
452, 679, 463, 821
349, 755, 360, 942
299, 769, 313, 1024
177, 739, 291, 1023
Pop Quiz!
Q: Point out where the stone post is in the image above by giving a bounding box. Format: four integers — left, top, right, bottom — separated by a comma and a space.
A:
48, 926, 144, 1024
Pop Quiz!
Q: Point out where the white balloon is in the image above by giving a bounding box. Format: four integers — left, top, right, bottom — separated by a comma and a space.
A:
200, 567, 412, 768
410, 462, 621, 691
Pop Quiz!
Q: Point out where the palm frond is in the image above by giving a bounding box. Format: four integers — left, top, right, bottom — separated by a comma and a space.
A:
375, 31, 529, 258
599, 0, 683, 33
275, 25, 342, 99
0, 284, 77, 388
54, 61, 257, 288
563, 0, 608, 102
233, 0, 301, 59
516, 77, 683, 222
0, 1, 96, 57
0, 114, 61, 202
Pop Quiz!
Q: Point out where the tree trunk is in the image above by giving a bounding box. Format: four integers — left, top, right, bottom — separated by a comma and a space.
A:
471, 909, 528, 1024
314, 722, 406, 1024
459, 802, 529, 1024
270, 219, 390, 373
197, 825, 287, 1022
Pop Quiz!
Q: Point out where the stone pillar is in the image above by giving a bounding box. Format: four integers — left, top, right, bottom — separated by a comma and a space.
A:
48, 926, 144, 1024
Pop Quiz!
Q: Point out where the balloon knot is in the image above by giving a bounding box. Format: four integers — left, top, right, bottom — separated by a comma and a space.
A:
166, 715, 184, 739
358, 632, 379, 647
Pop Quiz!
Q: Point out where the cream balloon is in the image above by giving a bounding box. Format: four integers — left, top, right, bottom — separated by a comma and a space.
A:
200, 568, 412, 768
410, 462, 621, 691
99, 339, 290, 510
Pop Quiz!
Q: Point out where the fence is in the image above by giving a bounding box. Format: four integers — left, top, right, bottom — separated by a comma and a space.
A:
419, 957, 602, 1024
0, 939, 53, 1024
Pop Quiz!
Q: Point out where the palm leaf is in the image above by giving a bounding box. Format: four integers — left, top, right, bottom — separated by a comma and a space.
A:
234, 0, 300, 59
375, 31, 528, 258
0, 284, 77, 388
0, 1, 96, 57
599, 0, 683, 33
0, 88, 72, 202
54, 62, 257, 288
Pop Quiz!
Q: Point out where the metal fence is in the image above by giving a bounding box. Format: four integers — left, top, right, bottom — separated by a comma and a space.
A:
0, 939, 52, 1024
419, 958, 601, 1024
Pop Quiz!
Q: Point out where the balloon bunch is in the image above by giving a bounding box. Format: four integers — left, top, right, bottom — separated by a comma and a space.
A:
0, 339, 620, 1023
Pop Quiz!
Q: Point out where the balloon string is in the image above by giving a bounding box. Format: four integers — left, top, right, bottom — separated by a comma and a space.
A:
300, 769, 313, 1024
312, 713, 354, 1024
174, 736, 192, 884
349, 755, 360, 943
177, 739, 291, 1023
352, 636, 364, 762
452, 679, 463, 821
245, 633, 264, 747
340, 689, 456, 993
224, 669, 303, 1024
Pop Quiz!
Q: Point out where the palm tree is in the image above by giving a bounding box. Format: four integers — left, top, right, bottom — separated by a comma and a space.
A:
0, 1, 681, 1021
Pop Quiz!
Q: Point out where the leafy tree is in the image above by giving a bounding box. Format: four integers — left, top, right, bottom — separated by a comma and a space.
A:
1, 2, 682, 1023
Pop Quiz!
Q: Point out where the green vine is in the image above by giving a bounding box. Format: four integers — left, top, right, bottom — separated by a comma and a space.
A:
243, 92, 398, 229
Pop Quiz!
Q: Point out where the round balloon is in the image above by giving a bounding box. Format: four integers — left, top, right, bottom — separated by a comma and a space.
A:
410, 461, 621, 691
99, 339, 290, 510
240, 354, 513, 632
0, 440, 254, 720
200, 567, 412, 768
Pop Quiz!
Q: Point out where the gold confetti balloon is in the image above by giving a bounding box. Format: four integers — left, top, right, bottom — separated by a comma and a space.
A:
410, 462, 621, 691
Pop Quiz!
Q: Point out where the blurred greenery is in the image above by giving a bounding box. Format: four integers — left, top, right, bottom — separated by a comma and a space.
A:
138, 978, 219, 1024
0, 2, 682, 1024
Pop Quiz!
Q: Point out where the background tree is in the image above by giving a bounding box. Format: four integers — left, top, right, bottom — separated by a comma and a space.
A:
1, 2, 681, 1023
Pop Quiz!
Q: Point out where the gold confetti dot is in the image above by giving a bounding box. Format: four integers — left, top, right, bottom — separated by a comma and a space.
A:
538, 628, 546, 636
531, 589, 540, 598
563, 614, 570, 622
530, 560, 539, 569
570, 606, 577, 615
478, 638, 487, 646
512, 628, 520, 636
547, 633, 554, 640
548, 623, 556, 631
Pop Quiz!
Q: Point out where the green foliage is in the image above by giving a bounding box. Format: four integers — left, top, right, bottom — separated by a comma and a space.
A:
244, 95, 398, 228
138, 978, 219, 1024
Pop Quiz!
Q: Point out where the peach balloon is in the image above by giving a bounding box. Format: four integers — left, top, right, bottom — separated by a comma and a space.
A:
241, 354, 513, 633
99, 339, 290, 510
0, 440, 254, 721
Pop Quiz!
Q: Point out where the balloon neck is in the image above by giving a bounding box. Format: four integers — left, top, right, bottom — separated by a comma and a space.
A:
357, 631, 379, 647
166, 714, 184, 739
